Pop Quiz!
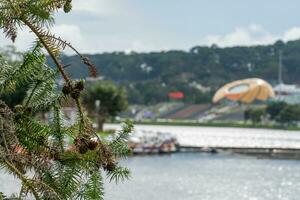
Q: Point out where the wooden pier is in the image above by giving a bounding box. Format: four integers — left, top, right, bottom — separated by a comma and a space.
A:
179, 146, 300, 159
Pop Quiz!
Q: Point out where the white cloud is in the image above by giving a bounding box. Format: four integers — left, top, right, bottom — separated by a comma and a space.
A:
72, 0, 122, 16
3, 22, 300, 54
200, 24, 300, 47
248, 24, 265, 33
125, 40, 170, 53
283, 27, 300, 41
0, 24, 86, 55
51, 24, 86, 54
0, 27, 35, 51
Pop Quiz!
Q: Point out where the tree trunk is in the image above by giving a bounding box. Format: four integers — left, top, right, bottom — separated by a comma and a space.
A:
97, 114, 106, 132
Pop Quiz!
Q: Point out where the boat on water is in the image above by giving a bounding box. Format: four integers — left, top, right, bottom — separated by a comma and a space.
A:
128, 130, 179, 154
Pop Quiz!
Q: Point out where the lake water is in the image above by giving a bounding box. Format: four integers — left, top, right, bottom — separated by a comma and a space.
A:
104, 153, 300, 200
105, 124, 300, 149
2, 126, 300, 199
2, 153, 300, 200
104, 125, 300, 200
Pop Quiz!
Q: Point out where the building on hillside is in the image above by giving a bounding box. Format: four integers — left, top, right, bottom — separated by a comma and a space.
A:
273, 84, 300, 104
272, 51, 300, 104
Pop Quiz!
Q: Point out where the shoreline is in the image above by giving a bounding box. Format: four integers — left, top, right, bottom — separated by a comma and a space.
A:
111, 120, 300, 131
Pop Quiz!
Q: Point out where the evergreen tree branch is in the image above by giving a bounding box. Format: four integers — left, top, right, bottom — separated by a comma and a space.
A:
0, 1, 132, 198
40, 34, 97, 77
21, 17, 71, 85
4, 160, 41, 200
53, 105, 64, 152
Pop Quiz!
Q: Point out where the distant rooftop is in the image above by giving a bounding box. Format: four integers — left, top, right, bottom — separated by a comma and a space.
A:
273, 83, 300, 104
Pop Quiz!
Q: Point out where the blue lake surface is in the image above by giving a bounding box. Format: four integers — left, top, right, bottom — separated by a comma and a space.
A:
2, 125, 300, 199
1, 152, 300, 200
105, 153, 300, 200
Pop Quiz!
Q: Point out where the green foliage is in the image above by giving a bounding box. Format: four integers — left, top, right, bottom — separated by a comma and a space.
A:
82, 81, 128, 130
0, 1, 132, 199
0, 44, 46, 93
246, 102, 300, 126
276, 104, 300, 126
0, 193, 3, 200
109, 121, 133, 158
83, 81, 128, 116
107, 166, 130, 183
0, 46, 26, 108
77, 172, 104, 200
244, 108, 266, 125
266, 102, 300, 125
56, 39, 300, 105
266, 101, 288, 120
0, 85, 27, 108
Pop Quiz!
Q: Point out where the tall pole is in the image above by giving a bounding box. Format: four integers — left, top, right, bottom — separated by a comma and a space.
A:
278, 50, 283, 84
95, 100, 100, 129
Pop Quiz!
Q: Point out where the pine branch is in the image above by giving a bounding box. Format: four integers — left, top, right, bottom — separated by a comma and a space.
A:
107, 166, 131, 184
109, 121, 133, 147
52, 105, 64, 152
0, 1, 131, 199
77, 171, 104, 200
23, 75, 62, 112
40, 35, 97, 77
21, 17, 71, 84
0, 100, 18, 155
14, 115, 52, 153
21, 17, 94, 144
0, 43, 46, 94
34, 163, 83, 199
3, 160, 41, 200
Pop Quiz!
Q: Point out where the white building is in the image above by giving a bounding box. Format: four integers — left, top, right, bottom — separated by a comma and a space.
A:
273, 83, 300, 104
273, 51, 300, 104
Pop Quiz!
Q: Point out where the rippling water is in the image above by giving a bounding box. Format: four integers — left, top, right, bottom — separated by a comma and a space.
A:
2, 153, 300, 199
105, 124, 300, 148
2, 126, 300, 199
105, 153, 300, 200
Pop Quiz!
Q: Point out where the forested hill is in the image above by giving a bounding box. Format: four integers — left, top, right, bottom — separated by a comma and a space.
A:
55, 39, 300, 104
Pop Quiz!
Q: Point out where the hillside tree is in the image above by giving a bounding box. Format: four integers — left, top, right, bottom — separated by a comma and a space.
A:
83, 81, 128, 131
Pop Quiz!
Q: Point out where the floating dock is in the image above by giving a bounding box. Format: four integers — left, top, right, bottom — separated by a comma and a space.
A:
105, 124, 300, 158
179, 146, 300, 159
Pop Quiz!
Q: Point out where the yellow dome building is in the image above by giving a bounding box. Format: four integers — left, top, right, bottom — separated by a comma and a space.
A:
213, 78, 275, 104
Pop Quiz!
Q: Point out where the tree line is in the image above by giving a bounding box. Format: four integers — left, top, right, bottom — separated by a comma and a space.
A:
54, 40, 300, 105
245, 102, 300, 126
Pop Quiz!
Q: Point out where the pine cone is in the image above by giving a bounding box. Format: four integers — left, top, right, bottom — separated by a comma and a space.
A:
13, 113, 22, 122
78, 145, 88, 154
104, 159, 117, 172
14, 105, 24, 112
25, 107, 32, 115
63, 0, 72, 13
99, 144, 117, 171
75, 136, 89, 154
87, 140, 98, 150
70, 90, 80, 99
75, 80, 84, 91
62, 84, 72, 95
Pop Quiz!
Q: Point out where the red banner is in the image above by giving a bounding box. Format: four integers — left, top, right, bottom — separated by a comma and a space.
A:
168, 92, 184, 99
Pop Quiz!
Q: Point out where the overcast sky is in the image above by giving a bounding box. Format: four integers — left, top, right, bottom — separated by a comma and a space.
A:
1, 0, 300, 54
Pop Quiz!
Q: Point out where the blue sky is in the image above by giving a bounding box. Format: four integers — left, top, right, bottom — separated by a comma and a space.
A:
2, 0, 300, 53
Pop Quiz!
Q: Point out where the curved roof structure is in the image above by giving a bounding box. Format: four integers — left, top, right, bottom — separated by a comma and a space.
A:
213, 78, 275, 103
